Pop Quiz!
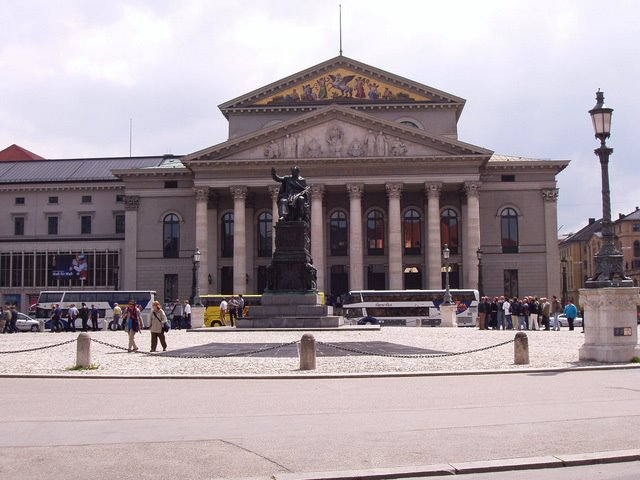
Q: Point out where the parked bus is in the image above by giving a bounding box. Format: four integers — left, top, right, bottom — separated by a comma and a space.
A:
34, 290, 157, 329
200, 294, 262, 327
342, 289, 480, 327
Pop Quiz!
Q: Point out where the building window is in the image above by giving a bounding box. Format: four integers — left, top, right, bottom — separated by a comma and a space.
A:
164, 181, 178, 189
403, 208, 421, 255
366, 209, 385, 255
164, 274, 178, 304
116, 194, 125, 203
221, 212, 234, 257
504, 269, 519, 298
400, 120, 419, 129
80, 215, 92, 234
47, 216, 58, 235
48, 196, 58, 204
257, 212, 272, 257
115, 214, 125, 234
633, 223, 640, 232
441, 208, 459, 254
501, 208, 519, 253
81, 195, 92, 204
163, 213, 180, 258
14, 217, 25, 236
330, 210, 348, 256
15, 197, 25, 205
634, 240, 640, 258
501, 175, 515, 182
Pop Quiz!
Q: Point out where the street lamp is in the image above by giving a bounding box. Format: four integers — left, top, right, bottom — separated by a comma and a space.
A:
586, 90, 633, 287
192, 247, 201, 305
113, 262, 120, 291
476, 248, 483, 297
561, 257, 568, 304
442, 244, 452, 305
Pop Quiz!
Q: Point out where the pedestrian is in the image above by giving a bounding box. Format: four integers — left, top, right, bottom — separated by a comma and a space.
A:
477, 296, 487, 330
112, 302, 122, 330
520, 297, 530, 330
529, 296, 539, 330
67, 304, 79, 332
171, 299, 183, 330
541, 297, 551, 330
50, 303, 63, 333
183, 299, 191, 329
228, 296, 239, 326
502, 297, 512, 330
90, 304, 99, 331
551, 295, 562, 331
489, 297, 498, 329
564, 298, 578, 331
220, 297, 228, 326
0, 304, 7, 333
79, 303, 90, 331
497, 296, 505, 330
124, 300, 142, 352
149, 300, 168, 352
8, 304, 18, 334
237, 294, 245, 319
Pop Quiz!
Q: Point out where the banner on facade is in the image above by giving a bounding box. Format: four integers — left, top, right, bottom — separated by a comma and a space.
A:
50, 254, 89, 283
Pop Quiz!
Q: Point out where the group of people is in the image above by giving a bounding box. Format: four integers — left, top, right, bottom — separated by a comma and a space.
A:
477, 295, 581, 331
49, 303, 100, 332
0, 303, 18, 333
168, 299, 192, 330
219, 295, 245, 327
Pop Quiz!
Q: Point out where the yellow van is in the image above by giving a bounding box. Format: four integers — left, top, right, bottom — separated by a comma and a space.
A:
201, 294, 262, 327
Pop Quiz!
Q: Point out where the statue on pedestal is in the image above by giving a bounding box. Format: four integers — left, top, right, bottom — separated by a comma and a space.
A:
271, 166, 310, 223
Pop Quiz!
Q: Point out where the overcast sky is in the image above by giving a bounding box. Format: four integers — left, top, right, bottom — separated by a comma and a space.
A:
1, 0, 638, 234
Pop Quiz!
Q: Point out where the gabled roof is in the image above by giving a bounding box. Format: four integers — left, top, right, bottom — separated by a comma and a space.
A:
618, 207, 640, 221
219, 55, 466, 119
0, 144, 45, 161
486, 154, 570, 173
560, 218, 602, 244
183, 104, 492, 166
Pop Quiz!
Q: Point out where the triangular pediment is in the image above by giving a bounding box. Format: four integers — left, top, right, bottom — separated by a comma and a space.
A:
184, 105, 491, 166
219, 56, 465, 114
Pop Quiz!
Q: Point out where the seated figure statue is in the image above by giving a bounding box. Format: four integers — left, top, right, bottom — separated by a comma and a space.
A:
271, 166, 310, 222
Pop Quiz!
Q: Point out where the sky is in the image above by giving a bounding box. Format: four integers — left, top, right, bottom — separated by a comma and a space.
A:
1, 0, 639, 235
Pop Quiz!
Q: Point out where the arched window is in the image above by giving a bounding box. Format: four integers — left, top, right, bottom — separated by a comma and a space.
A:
634, 240, 640, 258
400, 120, 419, 129
330, 210, 348, 256
163, 214, 180, 258
403, 208, 421, 255
221, 212, 234, 258
501, 207, 519, 253
440, 208, 459, 254
257, 212, 272, 257
367, 209, 385, 255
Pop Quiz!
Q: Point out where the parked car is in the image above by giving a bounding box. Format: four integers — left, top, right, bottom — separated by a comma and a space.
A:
16, 312, 40, 332
557, 313, 583, 328
44, 318, 69, 332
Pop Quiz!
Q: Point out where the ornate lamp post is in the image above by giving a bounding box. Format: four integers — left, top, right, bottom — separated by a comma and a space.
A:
442, 244, 452, 305
561, 257, 568, 304
192, 247, 201, 305
476, 248, 483, 297
586, 90, 633, 288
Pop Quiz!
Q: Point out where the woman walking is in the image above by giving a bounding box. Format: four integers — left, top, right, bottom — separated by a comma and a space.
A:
149, 300, 168, 352
124, 300, 142, 352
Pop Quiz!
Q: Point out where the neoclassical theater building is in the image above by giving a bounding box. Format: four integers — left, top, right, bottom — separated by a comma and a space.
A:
0, 56, 568, 308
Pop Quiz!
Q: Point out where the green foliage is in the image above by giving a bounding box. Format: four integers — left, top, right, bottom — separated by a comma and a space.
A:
631, 356, 640, 363
67, 364, 100, 371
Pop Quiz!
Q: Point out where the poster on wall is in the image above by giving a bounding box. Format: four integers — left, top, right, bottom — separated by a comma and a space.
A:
50, 254, 89, 285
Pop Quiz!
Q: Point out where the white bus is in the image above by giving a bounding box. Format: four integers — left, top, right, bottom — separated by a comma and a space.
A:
342, 289, 480, 327
35, 290, 157, 329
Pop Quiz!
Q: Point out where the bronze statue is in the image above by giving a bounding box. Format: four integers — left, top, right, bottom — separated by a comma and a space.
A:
271, 166, 310, 222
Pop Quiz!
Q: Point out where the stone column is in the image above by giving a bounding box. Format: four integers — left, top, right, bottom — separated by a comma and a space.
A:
123, 195, 139, 290
268, 185, 280, 254
464, 182, 481, 290
245, 195, 255, 293
542, 189, 561, 297
425, 183, 442, 289
386, 183, 403, 289
207, 192, 218, 293
347, 183, 364, 291
310, 184, 326, 292
194, 187, 209, 298
230, 186, 248, 294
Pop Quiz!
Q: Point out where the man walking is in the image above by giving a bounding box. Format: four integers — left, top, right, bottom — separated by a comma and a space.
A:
183, 300, 191, 329
564, 298, 578, 331
551, 295, 562, 331
171, 299, 183, 330
67, 304, 79, 332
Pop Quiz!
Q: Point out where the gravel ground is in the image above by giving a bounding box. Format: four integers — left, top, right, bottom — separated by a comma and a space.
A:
3, 326, 637, 377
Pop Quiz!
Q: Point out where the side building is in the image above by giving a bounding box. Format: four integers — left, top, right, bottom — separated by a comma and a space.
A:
0, 56, 568, 310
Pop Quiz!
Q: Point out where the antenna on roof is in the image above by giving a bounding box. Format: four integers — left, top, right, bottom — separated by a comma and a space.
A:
339, 4, 343, 55
129, 118, 133, 158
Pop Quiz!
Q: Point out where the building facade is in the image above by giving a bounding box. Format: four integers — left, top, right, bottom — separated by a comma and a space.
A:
1, 56, 568, 309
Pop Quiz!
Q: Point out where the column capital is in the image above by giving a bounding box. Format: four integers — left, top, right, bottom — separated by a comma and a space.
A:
542, 188, 559, 202
193, 187, 209, 202
347, 183, 364, 199
425, 182, 443, 198
385, 182, 403, 199
267, 184, 280, 200
230, 185, 248, 200
124, 195, 140, 211
463, 181, 482, 198
309, 183, 325, 199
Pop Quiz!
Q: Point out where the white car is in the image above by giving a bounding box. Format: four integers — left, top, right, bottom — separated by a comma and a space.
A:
15, 312, 40, 332
557, 313, 583, 328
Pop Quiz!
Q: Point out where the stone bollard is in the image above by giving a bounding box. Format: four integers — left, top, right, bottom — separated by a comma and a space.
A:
38, 319, 45, 333
76, 332, 92, 368
102, 318, 108, 331
299, 334, 316, 371
514, 332, 529, 365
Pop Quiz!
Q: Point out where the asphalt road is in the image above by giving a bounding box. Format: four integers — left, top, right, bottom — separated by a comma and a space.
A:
1, 369, 639, 479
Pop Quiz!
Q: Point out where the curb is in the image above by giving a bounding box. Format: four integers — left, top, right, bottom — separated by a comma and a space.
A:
272, 449, 640, 479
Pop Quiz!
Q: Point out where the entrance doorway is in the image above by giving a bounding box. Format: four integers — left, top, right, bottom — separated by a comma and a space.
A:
403, 266, 422, 289
220, 266, 233, 294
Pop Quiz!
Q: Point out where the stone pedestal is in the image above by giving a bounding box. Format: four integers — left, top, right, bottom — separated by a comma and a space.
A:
439, 304, 458, 328
578, 287, 640, 363
190, 305, 205, 329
